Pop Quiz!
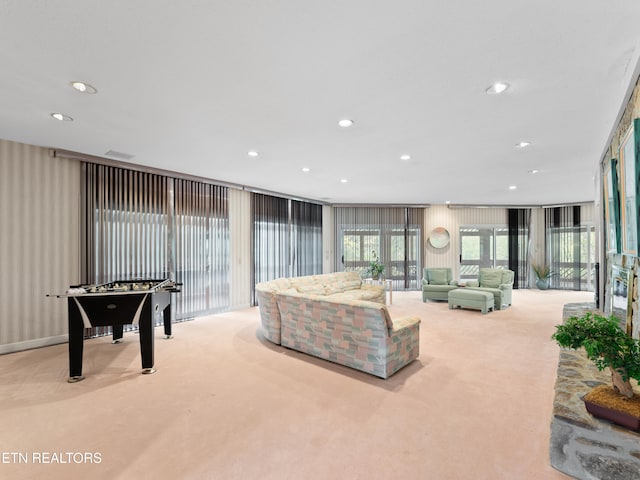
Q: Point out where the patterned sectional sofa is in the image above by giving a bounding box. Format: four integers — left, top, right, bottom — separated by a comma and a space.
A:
256, 271, 421, 378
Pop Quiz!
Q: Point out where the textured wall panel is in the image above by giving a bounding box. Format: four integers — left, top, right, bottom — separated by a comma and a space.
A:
0, 139, 80, 352
229, 189, 252, 309
322, 205, 334, 273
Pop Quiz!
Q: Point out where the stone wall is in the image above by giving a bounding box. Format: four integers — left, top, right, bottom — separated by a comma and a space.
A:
550, 303, 640, 480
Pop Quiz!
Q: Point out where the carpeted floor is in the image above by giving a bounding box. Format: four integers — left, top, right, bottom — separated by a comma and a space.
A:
0, 289, 593, 480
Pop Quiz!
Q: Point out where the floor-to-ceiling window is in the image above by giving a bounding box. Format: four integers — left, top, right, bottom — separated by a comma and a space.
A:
545, 206, 595, 291
334, 207, 424, 290
251, 193, 323, 304
82, 163, 230, 335
174, 179, 230, 318
459, 226, 509, 280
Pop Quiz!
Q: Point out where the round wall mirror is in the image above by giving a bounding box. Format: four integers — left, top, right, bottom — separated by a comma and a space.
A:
429, 227, 450, 248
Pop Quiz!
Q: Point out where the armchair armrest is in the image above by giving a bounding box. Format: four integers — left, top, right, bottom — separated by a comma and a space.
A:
421, 278, 430, 286
499, 282, 513, 291
449, 279, 459, 286
466, 280, 479, 287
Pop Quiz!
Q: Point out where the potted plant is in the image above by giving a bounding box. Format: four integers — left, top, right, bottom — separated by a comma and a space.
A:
552, 312, 640, 430
532, 263, 556, 290
366, 250, 385, 280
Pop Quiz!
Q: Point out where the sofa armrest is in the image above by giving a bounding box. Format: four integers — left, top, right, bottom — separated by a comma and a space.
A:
421, 278, 430, 286
466, 280, 479, 287
499, 282, 512, 290
390, 316, 421, 333
449, 279, 459, 286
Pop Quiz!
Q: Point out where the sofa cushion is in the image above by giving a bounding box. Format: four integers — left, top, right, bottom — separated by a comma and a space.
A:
429, 269, 448, 285
480, 269, 502, 288
295, 283, 325, 295
290, 276, 325, 295
341, 278, 362, 291
259, 277, 290, 292
324, 283, 345, 295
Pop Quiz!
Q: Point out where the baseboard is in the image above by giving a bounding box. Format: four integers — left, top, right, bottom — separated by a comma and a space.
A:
0, 334, 68, 355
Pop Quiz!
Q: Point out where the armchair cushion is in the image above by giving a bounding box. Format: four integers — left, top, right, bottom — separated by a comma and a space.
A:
479, 269, 503, 288
429, 269, 448, 285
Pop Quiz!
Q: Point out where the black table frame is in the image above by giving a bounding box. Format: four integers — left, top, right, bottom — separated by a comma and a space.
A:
67, 290, 172, 382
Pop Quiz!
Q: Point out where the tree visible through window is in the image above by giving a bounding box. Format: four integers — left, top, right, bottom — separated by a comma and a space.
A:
459, 226, 508, 279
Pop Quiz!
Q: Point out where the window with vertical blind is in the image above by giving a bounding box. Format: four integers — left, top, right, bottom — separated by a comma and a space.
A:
334, 207, 424, 290
82, 163, 230, 336
82, 164, 170, 284
459, 226, 509, 279
174, 179, 230, 317
251, 193, 323, 304
291, 200, 323, 276
545, 206, 594, 291
508, 208, 531, 289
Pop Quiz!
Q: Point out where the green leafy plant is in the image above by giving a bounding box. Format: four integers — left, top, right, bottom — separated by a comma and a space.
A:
532, 263, 556, 280
552, 312, 640, 399
366, 250, 385, 279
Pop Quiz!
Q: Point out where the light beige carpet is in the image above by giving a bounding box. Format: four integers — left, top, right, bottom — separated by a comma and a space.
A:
0, 289, 592, 480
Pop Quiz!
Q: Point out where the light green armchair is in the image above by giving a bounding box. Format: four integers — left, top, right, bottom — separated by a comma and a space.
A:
465, 268, 514, 310
422, 267, 459, 302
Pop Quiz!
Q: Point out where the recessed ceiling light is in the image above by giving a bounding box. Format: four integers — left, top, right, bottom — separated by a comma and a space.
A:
515, 141, 532, 148
247, 151, 259, 157
508, 185, 517, 190
340, 179, 348, 183
301, 167, 310, 172
70, 81, 97, 94
400, 154, 411, 161
485, 82, 510, 94
445, 201, 451, 205
50, 112, 73, 121
529, 169, 539, 174
338, 119, 354, 128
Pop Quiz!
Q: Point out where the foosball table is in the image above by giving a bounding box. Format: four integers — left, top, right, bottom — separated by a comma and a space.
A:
49, 279, 181, 382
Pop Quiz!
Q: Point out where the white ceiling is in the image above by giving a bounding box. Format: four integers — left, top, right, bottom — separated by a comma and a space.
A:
1, 1, 640, 205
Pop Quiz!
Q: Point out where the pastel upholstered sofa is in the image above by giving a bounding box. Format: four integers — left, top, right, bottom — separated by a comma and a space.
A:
256, 271, 386, 345
422, 267, 459, 302
256, 272, 420, 378
464, 268, 514, 310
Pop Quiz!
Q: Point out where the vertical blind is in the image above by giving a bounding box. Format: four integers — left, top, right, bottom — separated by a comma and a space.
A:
333, 206, 424, 290
251, 193, 323, 304
291, 200, 323, 276
82, 163, 230, 336
507, 208, 531, 289
82, 164, 169, 284
174, 179, 230, 318
545, 206, 583, 290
